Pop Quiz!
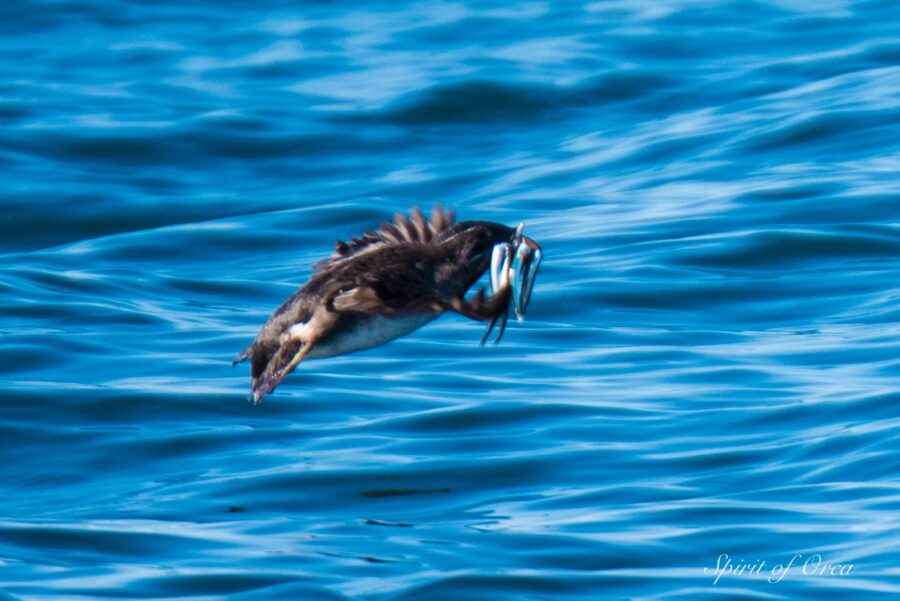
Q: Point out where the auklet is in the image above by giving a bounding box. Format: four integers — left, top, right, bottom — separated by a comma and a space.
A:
234, 205, 541, 403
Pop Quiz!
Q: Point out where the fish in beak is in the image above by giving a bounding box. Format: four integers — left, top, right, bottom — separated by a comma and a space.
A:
490, 239, 513, 295
482, 241, 512, 345
485, 223, 542, 343
510, 235, 542, 320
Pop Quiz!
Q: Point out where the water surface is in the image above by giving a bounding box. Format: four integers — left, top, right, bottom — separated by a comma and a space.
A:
2, 1, 900, 599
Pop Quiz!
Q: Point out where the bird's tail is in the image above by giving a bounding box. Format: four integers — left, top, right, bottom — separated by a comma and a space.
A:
232, 343, 254, 366
249, 340, 309, 404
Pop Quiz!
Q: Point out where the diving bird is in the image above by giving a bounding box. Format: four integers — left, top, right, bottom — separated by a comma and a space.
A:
234, 205, 540, 403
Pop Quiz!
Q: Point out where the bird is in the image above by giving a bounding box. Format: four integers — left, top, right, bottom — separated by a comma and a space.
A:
233, 205, 537, 403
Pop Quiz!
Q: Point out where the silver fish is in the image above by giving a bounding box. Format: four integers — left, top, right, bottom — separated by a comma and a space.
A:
490, 240, 511, 295
510, 236, 542, 320
484, 223, 542, 343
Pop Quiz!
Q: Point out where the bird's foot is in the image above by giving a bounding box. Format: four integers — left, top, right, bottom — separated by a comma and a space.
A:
449, 283, 512, 345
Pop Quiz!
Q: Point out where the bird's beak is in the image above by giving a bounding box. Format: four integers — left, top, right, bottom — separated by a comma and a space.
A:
510, 236, 541, 320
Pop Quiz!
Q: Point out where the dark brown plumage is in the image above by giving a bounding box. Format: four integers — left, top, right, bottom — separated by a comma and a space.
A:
234, 205, 519, 403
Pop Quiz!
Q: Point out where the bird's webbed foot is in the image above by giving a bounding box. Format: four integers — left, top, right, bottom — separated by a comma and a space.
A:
449, 283, 512, 345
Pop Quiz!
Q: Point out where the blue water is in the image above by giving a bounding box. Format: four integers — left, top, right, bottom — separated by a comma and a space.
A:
2, 1, 900, 599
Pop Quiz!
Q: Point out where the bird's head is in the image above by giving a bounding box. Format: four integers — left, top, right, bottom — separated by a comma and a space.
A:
434, 221, 540, 300
435, 221, 514, 279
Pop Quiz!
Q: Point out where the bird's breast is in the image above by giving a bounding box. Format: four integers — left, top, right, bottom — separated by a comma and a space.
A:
307, 313, 438, 359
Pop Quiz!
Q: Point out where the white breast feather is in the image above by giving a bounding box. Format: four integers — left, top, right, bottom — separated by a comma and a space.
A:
305, 314, 437, 359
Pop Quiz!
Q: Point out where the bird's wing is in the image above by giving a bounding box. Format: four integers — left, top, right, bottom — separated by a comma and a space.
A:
312, 205, 455, 274
331, 285, 385, 313
325, 245, 443, 315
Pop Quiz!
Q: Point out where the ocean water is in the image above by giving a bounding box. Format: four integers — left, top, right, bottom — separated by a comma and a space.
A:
2, 1, 900, 599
